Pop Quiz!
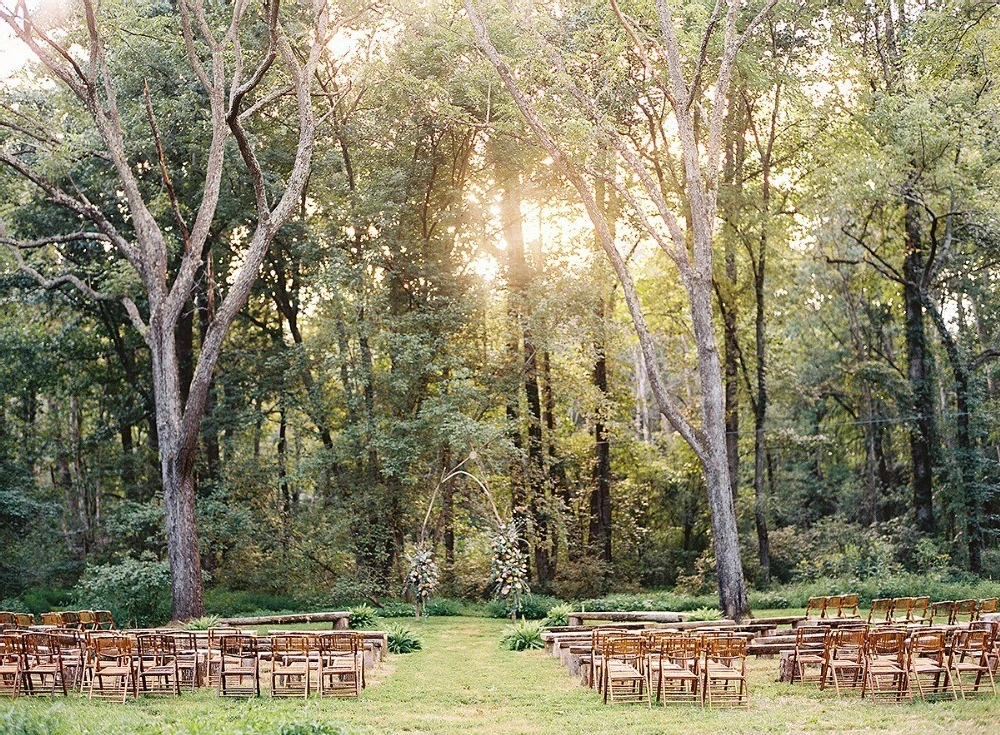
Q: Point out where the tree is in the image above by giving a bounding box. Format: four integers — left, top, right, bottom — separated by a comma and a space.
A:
463, 0, 778, 619
0, 0, 337, 619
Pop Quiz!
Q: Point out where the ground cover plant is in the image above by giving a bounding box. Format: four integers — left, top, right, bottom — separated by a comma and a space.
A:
1, 617, 997, 735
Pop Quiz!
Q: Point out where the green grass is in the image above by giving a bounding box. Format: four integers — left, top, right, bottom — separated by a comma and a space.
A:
1, 617, 996, 734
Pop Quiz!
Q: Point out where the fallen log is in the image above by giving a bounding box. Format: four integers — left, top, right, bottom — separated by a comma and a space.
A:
217, 611, 352, 629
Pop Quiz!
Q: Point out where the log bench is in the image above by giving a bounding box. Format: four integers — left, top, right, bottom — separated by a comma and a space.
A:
566, 611, 688, 626
218, 611, 352, 629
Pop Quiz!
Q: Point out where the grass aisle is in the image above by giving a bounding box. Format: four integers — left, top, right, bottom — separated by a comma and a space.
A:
1, 616, 997, 734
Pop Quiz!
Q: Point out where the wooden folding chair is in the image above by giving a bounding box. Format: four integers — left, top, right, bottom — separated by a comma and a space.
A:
168, 632, 201, 690
137, 634, 181, 697
218, 634, 259, 697
907, 631, 954, 700
40, 612, 64, 627
77, 611, 98, 631
317, 632, 361, 698
928, 601, 954, 626
819, 627, 865, 695
789, 625, 826, 684
14, 614, 35, 629
206, 628, 242, 688
948, 629, 996, 698
862, 630, 911, 703
590, 628, 628, 693
909, 597, 930, 624
977, 598, 998, 620
651, 635, 700, 705
86, 635, 137, 702
837, 594, 860, 619
21, 632, 68, 697
94, 610, 116, 630
0, 633, 22, 698
0, 613, 16, 629
867, 598, 891, 624
805, 597, 828, 619
951, 599, 978, 625
823, 596, 843, 619
269, 634, 312, 698
49, 629, 85, 691
701, 635, 748, 708
601, 635, 650, 705
889, 598, 914, 625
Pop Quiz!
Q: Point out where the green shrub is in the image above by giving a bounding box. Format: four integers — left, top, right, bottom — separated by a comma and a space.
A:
73, 558, 170, 628
204, 588, 299, 617
487, 593, 563, 620
0, 597, 30, 613
578, 591, 716, 613
348, 604, 380, 629
0, 709, 62, 735
425, 598, 463, 616
748, 591, 790, 609
387, 624, 423, 654
379, 601, 416, 618
500, 620, 544, 651
685, 606, 722, 621
541, 603, 572, 627
185, 615, 221, 630
20, 588, 73, 616
277, 724, 349, 735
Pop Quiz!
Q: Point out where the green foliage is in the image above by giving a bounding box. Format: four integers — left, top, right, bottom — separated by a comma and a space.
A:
184, 616, 221, 630
499, 620, 545, 651
578, 592, 717, 613
0, 710, 60, 735
0, 597, 31, 614
72, 558, 170, 628
425, 598, 463, 616
20, 589, 73, 616
685, 607, 722, 621
541, 603, 572, 627
348, 604, 380, 629
486, 593, 563, 620
387, 624, 424, 654
378, 601, 417, 618
748, 592, 789, 610
277, 724, 349, 735
203, 589, 300, 617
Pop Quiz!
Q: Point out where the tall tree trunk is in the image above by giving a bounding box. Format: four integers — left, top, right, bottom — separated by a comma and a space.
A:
902, 191, 936, 534
590, 298, 612, 564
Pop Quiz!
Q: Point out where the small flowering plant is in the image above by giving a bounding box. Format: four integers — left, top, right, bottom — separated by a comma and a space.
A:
405, 544, 440, 618
490, 521, 530, 620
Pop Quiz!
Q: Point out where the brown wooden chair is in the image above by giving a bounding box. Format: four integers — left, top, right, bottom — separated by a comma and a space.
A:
789, 625, 826, 684
589, 628, 628, 693
86, 635, 137, 701
928, 601, 954, 626
888, 598, 914, 625
837, 594, 860, 619
0, 613, 16, 628
218, 634, 259, 697
137, 634, 181, 697
14, 613, 35, 628
317, 632, 361, 698
948, 629, 996, 698
822, 596, 843, 619
48, 628, 85, 690
977, 598, 998, 619
867, 598, 891, 624
206, 628, 242, 688
60, 611, 81, 630
862, 630, 910, 703
77, 611, 98, 631
94, 610, 115, 630
819, 627, 865, 695
805, 597, 828, 619
951, 599, 978, 625
21, 632, 68, 697
907, 631, 954, 700
40, 612, 64, 627
601, 635, 650, 705
0, 633, 22, 698
909, 597, 930, 624
702, 635, 748, 708
168, 632, 201, 690
650, 635, 700, 705
268, 634, 312, 698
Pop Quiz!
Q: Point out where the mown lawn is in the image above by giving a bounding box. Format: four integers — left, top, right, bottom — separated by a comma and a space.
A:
1, 616, 996, 734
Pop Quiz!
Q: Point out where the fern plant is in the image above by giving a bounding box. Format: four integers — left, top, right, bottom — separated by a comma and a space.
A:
348, 604, 380, 629
184, 615, 221, 630
387, 624, 423, 654
499, 620, 544, 651
541, 603, 572, 627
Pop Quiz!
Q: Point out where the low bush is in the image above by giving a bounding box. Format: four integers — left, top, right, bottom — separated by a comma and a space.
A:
20, 588, 73, 616
204, 588, 299, 617
486, 593, 564, 620
185, 615, 221, 630
541, 603, 573, 627
578, 591, 717, 613
347, 604, 380, 629
387, 624, 423, 654
425, 598, 463, 616
378, 601, 416, 618
499, 620, 544, 651
685, 606, 722, 621
73, 557, 170, 628
748, 591, 790, 609
277, 724, 349, 735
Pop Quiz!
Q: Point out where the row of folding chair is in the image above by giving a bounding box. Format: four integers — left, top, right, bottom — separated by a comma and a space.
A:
0, 610, 115, 631
0, 629, 366, 701
804, 594, 860, 619
591, 629, 750, 708
867, 597, 997, 626
788, 621, 998, 703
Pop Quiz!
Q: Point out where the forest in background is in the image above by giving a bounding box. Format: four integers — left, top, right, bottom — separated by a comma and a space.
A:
0, 0, 998, 623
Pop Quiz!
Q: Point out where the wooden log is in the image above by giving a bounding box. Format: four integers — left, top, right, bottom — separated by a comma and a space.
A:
567, 611, 687, 626
219, 611, 351, 628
